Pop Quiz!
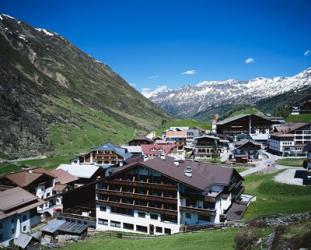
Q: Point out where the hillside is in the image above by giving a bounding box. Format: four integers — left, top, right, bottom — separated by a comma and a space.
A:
147, 68, 311, 120
0, 14, 169, 159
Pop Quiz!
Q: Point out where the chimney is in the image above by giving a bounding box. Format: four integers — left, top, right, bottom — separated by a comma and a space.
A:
174, 159, 180, 166
184, 166, 192, 178
160, 154, 166, 160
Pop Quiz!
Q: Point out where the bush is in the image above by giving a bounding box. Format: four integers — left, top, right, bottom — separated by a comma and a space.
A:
234, 229, 260, 250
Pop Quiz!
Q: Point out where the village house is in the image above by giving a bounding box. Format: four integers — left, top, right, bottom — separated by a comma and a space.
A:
164, 128, 188, 144
216, 114, 273, 142
233, 140, 262, 163
0, 187, 44, 247
121, 145, 143, 158
0, 168, 59, 217
56, 164, 105, 185
95, 157, 244, 235
291, 100, 311, 115
192, 135, 225, 160
268, 123, 311, 156
50, 169, 80, 212
141, 144, 177, 160
72, 143, 132, 169
128, 136, 154, 146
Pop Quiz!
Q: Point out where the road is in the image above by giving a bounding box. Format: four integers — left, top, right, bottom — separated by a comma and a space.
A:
240, 150, 282, 177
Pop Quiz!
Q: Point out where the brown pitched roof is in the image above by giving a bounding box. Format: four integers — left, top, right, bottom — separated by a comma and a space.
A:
0, 187, 44, 219
111, 157, 242, 191
51, 169, 79, 184
3, 168, 55, 188
235, 140, 261, 149
274, 122, 309, 133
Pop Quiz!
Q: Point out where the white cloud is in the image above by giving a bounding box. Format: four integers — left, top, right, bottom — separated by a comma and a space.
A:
182, 69, 196, 75
304, 50, 311, 56
148, 75, 159, 79
245, 58, 255, 64
129, 82, 136, 87
141, 85, 170, 98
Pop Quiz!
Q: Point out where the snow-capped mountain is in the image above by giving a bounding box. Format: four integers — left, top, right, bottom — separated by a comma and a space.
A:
147, 68, 311, 118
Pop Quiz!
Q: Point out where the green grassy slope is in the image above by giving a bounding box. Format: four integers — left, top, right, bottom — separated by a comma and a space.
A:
0, 15, 169, 158
286, 114, 311, 123
243, 171, 311, 219
64, 229, 239, 250
155, 119, 211, 136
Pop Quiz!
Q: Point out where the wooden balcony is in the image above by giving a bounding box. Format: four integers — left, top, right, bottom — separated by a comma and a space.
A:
203, 196, 216, 202
103, 179, 177, 191
180, 206, 216, 216
96, 189, 177, 204
97, 199, 177, 216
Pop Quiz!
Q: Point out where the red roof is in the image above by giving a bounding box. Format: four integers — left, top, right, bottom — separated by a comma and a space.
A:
51, 169, 79, 184
141, 144, 176, 156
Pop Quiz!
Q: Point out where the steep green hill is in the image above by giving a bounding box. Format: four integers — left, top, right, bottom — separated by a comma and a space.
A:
0, 14, 169, 159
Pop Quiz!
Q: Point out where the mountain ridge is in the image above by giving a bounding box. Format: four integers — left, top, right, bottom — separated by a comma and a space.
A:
0, 13, 169, 158
147, 68, 311, 118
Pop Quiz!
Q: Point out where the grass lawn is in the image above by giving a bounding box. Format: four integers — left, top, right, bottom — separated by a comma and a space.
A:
243, 171, 311, 219
64, 229, 239, 250
286, 114, 311, 123
0, 155, 71, 174
155, 119, 211, 137
276, 158, 306, 167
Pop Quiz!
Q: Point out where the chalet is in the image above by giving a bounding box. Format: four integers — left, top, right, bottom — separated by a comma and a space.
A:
0, 168, 59, 216
233, 140, 261, 163
128, 136, 154, 146
193, 136, 225, 160
50, 169, 79, 212
56, 164, 105, 184
0, 187, 44, 247
95, 157, 244, 235
216, 114, 273, 141
291, 100, 311, 115
141, 144, 177, 160
72, 143, 132, 168
164, 129, 188, 144
121, 145, 143, 158
268, 123, 311, 156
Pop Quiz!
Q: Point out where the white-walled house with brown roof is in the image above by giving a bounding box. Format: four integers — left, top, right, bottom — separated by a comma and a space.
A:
0, 168, 60, 217
0, 187, 44, 247
95, 157, 244, 235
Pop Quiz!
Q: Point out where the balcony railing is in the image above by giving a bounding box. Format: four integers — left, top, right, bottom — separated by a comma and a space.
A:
96, 189, 177, 204
97, 199, 177, 216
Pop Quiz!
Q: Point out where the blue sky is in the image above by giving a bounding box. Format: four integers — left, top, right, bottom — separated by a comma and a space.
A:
1, 0, 311, 93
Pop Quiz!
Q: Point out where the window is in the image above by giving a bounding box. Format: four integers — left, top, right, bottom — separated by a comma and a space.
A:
11, 228, 15, 234
99, 206, 106, 212
23, 225, 27, 232
198, 215, 211, 221
138, 212, 146, 218
0, 222, 2, 229
22, 215, 27, 222
98, 219, 108, 225
164, 228, 171, 235
150, 214, 158, 220
110, 220, 121, 228
136, 225, 148, 233
123, 223, 134, 230
185, 213, 191, 219
156, 227, 163, 233
11, 218, 14, 224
